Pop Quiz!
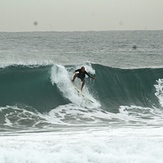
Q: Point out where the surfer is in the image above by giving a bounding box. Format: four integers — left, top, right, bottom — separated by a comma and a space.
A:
72, 66, 95, 91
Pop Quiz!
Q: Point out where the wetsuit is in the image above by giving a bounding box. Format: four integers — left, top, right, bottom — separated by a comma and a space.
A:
75, 69, 91, 81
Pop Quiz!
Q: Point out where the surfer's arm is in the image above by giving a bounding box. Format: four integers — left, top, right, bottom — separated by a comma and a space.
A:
85, 71, 95, 80
74, 69, 80, 73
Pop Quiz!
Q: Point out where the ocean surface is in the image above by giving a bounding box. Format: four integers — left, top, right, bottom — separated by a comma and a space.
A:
0, 31, 163, 162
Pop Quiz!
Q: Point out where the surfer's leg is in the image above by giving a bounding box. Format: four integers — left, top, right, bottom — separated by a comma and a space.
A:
72, 73, 78, 82
81, 79, 85, 91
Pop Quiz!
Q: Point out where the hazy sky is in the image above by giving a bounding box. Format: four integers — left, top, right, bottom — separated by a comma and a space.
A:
0, 0, 163, 31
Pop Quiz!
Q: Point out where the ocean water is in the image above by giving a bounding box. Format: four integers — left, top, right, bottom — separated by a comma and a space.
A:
0, 31, 163, 162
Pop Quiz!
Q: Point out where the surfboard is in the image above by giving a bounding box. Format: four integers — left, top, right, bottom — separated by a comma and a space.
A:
72, 83, 94, 103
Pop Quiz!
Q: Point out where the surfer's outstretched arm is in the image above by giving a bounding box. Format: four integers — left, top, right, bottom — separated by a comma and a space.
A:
85, 71, 96, 80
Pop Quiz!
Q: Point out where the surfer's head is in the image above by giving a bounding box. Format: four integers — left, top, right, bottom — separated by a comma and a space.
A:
81, 66, 85, 72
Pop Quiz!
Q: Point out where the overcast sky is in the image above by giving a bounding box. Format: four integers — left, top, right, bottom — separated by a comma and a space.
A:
0, 0, 163, 31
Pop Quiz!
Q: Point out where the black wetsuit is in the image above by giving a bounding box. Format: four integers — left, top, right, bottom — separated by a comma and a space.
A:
75, 69, 91, 81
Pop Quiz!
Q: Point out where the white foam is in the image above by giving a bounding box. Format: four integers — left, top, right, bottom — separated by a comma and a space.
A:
0, 127, 163, 163
154, 78, 163, 107
42, 104, 110, 125
0, 103, 122, 129
0, 105, 57, 129
119, 105, 163, 126
51, 64, 83, 105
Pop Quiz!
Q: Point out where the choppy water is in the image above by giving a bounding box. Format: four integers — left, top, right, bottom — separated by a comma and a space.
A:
0, 31, 163, 162
0, 31, 162, 68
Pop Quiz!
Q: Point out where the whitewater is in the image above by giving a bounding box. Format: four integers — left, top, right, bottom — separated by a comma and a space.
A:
0, 31, 163, 163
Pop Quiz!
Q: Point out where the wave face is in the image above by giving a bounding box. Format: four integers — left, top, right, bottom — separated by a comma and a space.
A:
0, 63, 163, 129
0, 65, 68, 113
93, 64, 163, 112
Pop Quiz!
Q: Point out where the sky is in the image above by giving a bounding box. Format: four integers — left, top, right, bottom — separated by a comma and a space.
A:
0, 0, 163, 31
